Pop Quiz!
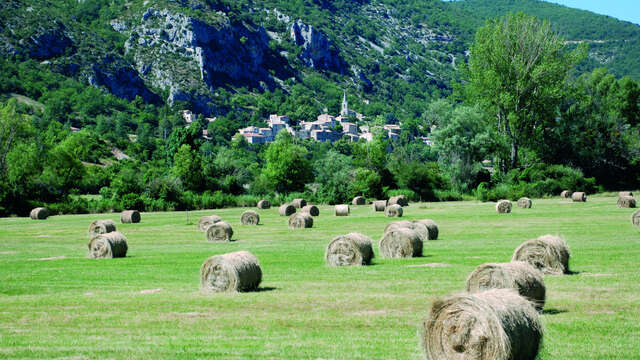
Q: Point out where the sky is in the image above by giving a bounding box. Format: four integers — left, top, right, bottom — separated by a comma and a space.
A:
548, 0, 640, 25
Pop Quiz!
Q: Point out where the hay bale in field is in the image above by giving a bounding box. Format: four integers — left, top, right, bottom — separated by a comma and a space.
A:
388, 195, 409, 207
352, 196, 366, 205
240, 210, 260, 225
571, 192, 586, 202
120, 210, 141, 223
257, 200, 271, 209
512, 235, 570, 275
291, 198, 307, 209
198, 215, 222, 231
414, 219, 439, 240
617, 196, 636, 208
560, 190, 572, 198
279, 204, 296, 216
205, 221, 233, 242
466, 261, 546, 311
420, 288, 542, 360
325, 232, 374, 266
301, 205, 319, 217
496, 199, 512, 213
385, 220, 429, 242
384, 204, 403, 217
30, 207, 49, 220
517, 197, 532, 209
379, 228, 422, 258
200, 251, 262, 292
88, 219, 116, 238
288, 213, 313, 229
619, 191, 633, 198
632, 209, 640, 227
88, 231, 128, 258
334, 204, 350, 216
371, 200, 387, 212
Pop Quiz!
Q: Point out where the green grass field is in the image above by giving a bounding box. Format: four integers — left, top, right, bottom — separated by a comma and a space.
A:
1, 196, 639, 359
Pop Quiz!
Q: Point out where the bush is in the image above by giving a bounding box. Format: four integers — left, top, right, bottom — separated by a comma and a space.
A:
120, 193, 144, 211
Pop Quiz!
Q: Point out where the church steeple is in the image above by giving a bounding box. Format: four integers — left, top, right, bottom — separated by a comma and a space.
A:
341, 90, 349, 117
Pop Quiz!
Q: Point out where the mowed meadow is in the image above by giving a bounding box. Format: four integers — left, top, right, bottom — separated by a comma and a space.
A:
1, 195, 639, 359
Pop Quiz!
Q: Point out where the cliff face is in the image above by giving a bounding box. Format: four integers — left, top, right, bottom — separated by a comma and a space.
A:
290, 20, 346, 73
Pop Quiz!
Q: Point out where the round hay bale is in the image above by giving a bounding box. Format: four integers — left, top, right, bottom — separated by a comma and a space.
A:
560, 190, 572, 198
371, 200, 387, 212
29, 207, 49, 220
383, 220, 413, 233
88, 231, 128, 258
240, 210, 260, 225
88, 219, 117, 238
619, 191, 633, 198
466, 261, 546, 311
120, 210, 140, 223
352, 196, 366, 205
257, 200, 271, 209
198, 215, 222, 231
496, 199, 512, 213
517, 197, 532, 209
421, 288, 542, 360
325, 232, 374, 266
200, 251, 262, 292
334, 204, 350, 216
414, 219, 439, 240
291, 198, 307, 209
388, 195, 409, 207
379, 228, 423, 258
385, 220, 429, 242
512, 235, 570, 275
279, 204, 296, 217
617, 196, 636, 208
288, 213, 313, 229
384, 204, 403, 217
631, 209, 640, 227
205, 221, 233, 242
571, 192, 586, 202
301, 205, 319, 217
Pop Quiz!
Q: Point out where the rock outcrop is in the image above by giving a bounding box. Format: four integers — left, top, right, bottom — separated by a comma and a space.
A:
290, 20, 346, 73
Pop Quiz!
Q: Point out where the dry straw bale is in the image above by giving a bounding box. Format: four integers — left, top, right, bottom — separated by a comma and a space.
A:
632, 209, 640, 227
371, 200, 387, 212
279, 204, 296, 216
257, 200, 271, 209
379, 228, 423, 258
352, 196, 366, 205
301, 205, 320, 217
617, 196, 636, 208
325, 232, 374, 266
334, 204, 350, 216
88, 219, 117, 238
30, 207, 49, 220
571, 192, 587, 202
560, 190, 572, 198
291, 198, 307, 209
496, 200, 512, 213
466, 261, 546, 311
388, 195, 409, 207
120, 210, 141, 223
421, 288, 542, 360
198, 215, 222, 231
414, 219, 439, 240
385, 220, 429, 242
87, 231, 128, 258
619, 191, 633, 198
200, 251, 262, 292
288, 213, 313, 229
517, 197, 532, 209
240, 210, 260, 225
384, 204, 403, 217
205, 221, 233, 242
512, 235, 570, 275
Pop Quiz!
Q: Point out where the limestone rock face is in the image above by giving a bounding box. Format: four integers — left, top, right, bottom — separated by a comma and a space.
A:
290, 20, 346, 73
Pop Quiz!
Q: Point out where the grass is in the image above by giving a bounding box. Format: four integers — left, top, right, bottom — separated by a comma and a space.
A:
1, 196, 639, 359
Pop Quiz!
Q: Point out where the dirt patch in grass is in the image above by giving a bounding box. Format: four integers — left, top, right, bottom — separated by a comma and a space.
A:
407, 263, 450, 268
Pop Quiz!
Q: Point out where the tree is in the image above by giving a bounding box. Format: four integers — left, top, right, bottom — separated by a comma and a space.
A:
171, 144, 203, 191
465, 12, 585, 171
314, 150, 354, 204
258, 132, 312, 194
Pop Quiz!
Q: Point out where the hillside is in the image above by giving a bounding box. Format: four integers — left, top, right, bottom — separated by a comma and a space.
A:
452, 0, 640, 79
